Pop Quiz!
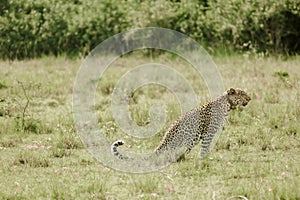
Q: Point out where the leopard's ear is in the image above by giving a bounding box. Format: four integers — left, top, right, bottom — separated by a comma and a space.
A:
227, 88, 236, 95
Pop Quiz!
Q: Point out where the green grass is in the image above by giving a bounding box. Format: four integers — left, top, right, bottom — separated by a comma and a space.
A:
0, 53, 299, 199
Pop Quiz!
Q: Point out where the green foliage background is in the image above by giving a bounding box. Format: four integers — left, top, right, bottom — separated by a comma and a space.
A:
0, 0, 299, 59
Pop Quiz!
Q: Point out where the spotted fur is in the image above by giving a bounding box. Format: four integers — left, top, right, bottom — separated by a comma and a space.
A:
111, 88, 251, 160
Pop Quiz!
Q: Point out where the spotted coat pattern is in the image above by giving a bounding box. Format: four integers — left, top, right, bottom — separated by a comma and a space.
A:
112, 88, 251, 160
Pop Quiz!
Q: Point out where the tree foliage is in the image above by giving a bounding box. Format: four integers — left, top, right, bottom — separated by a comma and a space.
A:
0, 0, 299, 59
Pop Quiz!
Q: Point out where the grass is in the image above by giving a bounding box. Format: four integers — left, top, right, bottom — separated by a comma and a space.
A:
0, 53, 299, 199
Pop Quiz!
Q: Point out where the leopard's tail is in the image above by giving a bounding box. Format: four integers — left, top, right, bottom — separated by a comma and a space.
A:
111, 140, 128, 159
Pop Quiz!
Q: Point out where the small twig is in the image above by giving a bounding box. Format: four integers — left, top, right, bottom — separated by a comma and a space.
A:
159, 171, 174, 182
212, 191, 216, 200
17, 80, 30, 129
226, 195, 249, 200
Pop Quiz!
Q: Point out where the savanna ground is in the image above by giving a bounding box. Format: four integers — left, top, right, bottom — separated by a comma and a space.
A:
0, 52, 299, 199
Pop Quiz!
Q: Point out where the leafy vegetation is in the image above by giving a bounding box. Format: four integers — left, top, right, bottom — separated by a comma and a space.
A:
0, 0, 299, 59
0, 54, 299, 199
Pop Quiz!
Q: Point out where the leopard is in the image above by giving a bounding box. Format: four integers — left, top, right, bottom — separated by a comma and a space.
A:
111, 87, 251, 161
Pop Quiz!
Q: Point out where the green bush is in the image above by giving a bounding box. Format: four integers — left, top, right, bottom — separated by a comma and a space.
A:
0, 0, 299, 59
0, 0, 127, 59
206, 0, 300, 54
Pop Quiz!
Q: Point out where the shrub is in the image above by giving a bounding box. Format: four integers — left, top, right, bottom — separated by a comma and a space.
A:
0, 0, 299, 59
206, 0, 300, 54
0, 0, 127, 59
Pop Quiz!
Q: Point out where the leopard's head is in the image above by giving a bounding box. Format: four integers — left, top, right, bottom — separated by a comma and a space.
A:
226, 88, 251, 110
